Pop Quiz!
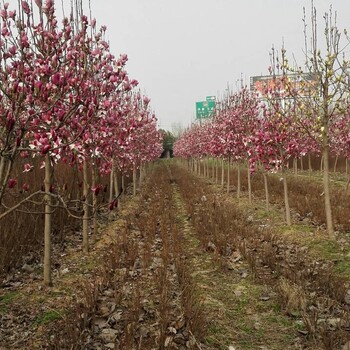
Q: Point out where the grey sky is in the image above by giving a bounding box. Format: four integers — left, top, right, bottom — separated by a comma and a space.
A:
22, 1, 350, 130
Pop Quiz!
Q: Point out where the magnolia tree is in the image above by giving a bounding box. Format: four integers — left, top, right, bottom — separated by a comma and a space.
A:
215, 88, 260, 200
278, 5, 350, 237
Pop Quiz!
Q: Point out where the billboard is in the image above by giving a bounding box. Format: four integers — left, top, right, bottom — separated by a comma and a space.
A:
196, 96, 216, 119
250, 73, 318, 98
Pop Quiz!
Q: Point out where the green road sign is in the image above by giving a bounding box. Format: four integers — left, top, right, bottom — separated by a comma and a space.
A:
196, 96, 216, 119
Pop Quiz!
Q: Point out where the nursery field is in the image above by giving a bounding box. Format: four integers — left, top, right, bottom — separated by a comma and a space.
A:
1, 160, 350, 350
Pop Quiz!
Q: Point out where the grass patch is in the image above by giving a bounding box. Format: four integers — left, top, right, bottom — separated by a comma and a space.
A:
34, 309, 64, 326
334, 258, 350, 276
0, 291, 19, 313
307, 238, 339, 259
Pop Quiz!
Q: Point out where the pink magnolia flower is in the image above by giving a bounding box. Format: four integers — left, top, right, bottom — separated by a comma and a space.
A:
91, 184, 102, 195
21, 1, 30, 15
23, 163, 34, 172
8, 178, 17, 189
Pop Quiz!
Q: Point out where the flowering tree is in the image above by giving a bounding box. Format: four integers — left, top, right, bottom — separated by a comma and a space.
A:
279, 5, 350, 237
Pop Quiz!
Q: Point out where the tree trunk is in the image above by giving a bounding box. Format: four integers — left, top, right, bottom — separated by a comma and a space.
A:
139, 164, 143, 187
282, 167, 292, 226
215, 158, 219, 184
346, 159, 348, 175
247, 163, 252, 205
109, 165, 114, 203
308, 154, 312, 180
262, 171, 269, 211
221, 158, 225, 189
122, 174, 125, 198
92, 164, 98, 244
212, 158, 215, 179
113, 169, 119, 197
82, 160, 89, 253
237, 162, 241, 199
114, 169, 121, 209
293, 158, 298, 175
320, 155, 324, 172
333, 155, 338, 173
322, 145, 335, 238
0, 156, 6, 197
0, 157, 14, 205
227, 156, 230, 194
300, 156, 304, 171
133, 164, 137, 196
44, 154, 53, 286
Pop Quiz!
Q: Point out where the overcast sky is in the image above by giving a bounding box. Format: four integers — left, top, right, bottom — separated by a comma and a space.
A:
53, 1, 350, 130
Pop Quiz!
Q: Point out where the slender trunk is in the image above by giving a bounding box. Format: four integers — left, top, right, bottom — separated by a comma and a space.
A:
247, 163, 252, 205
212, 158, 215, 179
114, 170, 121, 209
237, 162, 241, 199
293, 158, 298, 175
92, 164, 98, 244
346, 159, 348, 175
308, 154, 312, 180
44, 154, 53, 286
0, 142, 18, 204
133, 165, 137, 196
139, 164, 143, 187
0, 157, 14, 205
122, 174, 125, 198
0, 156, 6, 189
322, 145, 335, 238
221, 158, 225, 189
113, 170, 119, 197
300, 156, 304, 171
227, 156, 230, 194
215, 158, 219, 184
320, 155, 324, 172
207, 158, 209, 178
333, 155, 338, 173
144, 163, 148, 177
109, 166, 114, 203
282, 167, 291, 226
263, 171, 269, 211
0, 156, 7, 204
82, 160, 89, 254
